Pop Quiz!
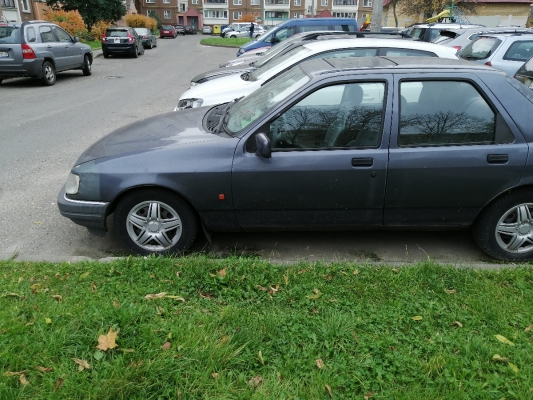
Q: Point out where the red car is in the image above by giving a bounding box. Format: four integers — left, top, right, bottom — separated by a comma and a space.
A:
159, 25, 177, 39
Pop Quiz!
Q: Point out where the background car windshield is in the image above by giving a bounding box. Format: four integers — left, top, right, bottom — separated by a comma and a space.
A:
249, 46, 312, 81
226, 67, 310, 134
0, 26, 17, 43
254, 37, 303, 68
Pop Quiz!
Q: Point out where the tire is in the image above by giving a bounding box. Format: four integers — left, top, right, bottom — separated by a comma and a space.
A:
154, 39, 157, 47
103, 51, 109, 59
82, 54, 92, 76
139, 45, 145, 55
113, 189, 198, 256
149, 40, 153, 49
133, 46, 139, 58
473, 188, 533, 261
41, 61, 56, 86
0, 78, 3, 85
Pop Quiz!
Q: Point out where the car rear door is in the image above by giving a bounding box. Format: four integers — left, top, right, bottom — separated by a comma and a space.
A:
0, 25, 23, 71
384, 73, 528, 227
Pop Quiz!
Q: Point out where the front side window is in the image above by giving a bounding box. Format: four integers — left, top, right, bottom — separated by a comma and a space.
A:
398, 80, 511, 147
39, 26, 56, 43
269, 82, 386, 149
503, 40, 533, 62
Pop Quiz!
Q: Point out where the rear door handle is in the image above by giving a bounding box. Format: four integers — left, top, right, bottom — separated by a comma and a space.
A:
352, 157, 373, 167
487, 154, 508, 164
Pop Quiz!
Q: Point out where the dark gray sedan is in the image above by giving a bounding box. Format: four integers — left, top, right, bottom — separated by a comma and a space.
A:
134, 27, 157, 49
58, 57, 533, 261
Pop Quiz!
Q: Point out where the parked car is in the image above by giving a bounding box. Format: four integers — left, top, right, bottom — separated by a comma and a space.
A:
458, 33, 533, 76
433, 27, 533, 51
202, 26, 213, 35
174, 24, 185, 35
404, 22, 484, 43
58, 57, 533, 261
515, 54, 533, 89
178, 38, 458, 109
134, 27, 157, 49
102, 27, 144, 58
225, 25, 266, 39
221, 23, 251, 38
160, 25, 178, 39
184, 25, 196, 35
237, 18, 359, 56
0, 20, 92, 86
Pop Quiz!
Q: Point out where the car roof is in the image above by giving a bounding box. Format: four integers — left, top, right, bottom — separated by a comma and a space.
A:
301, 38, 457, 55
409, 23, 484, 29
299, 56, 497, 77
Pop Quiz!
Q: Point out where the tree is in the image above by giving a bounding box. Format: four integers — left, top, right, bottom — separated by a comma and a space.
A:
45, 0, 126, 30
237, 14, 257, 23
399, 0, 478, 21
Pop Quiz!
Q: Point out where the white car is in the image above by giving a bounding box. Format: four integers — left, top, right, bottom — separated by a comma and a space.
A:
225, 26, 265, 39
176, 38, 459, 110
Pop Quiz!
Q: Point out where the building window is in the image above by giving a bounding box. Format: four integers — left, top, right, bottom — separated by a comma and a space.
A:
164, 10, 171, 18
179, 3, 186, 11
363, 0, 372, 6
333, 12, 357, 18
146, 0, 155, 3
204, 10, 228, 18
333, 0, 357, 4
251, 0, 259, 4
265, 11, 288, 19
294, 0, 301, 5
233, 11, 242, 20
21, 0, 30, 12
234, 0, 242, 4
163, 0, 170, 3
321, 0, 327, 6
192, 0, 198, 4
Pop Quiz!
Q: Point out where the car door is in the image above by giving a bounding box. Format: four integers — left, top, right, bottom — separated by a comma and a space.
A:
37, 25, 66, 69
385, 74, 528, 227
231, 77, 393, 229
52, 26, 82, 69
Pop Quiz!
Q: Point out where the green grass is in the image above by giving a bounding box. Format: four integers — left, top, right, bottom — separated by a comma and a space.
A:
201, 37, 252, 48
1, 257, 533, 399
82, 40, 101, 50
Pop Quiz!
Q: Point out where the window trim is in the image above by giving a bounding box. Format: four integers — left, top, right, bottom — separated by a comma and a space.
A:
164, 10, 171, 19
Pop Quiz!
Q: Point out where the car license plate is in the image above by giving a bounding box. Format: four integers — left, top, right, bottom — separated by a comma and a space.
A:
163, 31, 169, 33
0, 51, 8, 58
114, 38, 120, 43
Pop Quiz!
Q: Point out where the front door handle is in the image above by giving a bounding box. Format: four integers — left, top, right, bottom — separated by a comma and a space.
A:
487, 154, 508, 164
352, 157, 373, 167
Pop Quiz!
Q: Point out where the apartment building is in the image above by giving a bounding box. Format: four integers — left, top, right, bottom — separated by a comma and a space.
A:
1, 0, 48, 23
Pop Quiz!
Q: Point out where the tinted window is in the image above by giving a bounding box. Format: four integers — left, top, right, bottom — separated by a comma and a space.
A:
381, 48, 437, 57
39, 26, 56, 43
309, 48, 378, 60
459, 37, 501, 60
503, 40, 533, 61
26, 26, 36, 42
300, 25, 328, 32
0, 26, 17, 43
399, 81, 502, 146
408, 28, 426, 39
270, 82, 386, 149
52, 26, 72, 43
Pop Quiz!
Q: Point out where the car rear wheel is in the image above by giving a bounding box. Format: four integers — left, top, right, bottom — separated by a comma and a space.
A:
473, 188, 533, 261
103, 51, 110, 59
139, 45, 145, 55
114, 189, 198, 256
42, 61, 56, 86
82, 54, 92, 76
149, 40, 153, 49
133, 47, 139, 58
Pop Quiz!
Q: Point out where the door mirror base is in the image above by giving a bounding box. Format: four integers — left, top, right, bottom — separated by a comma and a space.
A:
255, 133, 271, 158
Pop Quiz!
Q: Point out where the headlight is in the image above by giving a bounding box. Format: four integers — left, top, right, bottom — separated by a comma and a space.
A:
65, 172, 80, 195
177, 98, 204, 110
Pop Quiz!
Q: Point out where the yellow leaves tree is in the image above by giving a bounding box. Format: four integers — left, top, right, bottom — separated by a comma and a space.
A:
44, 10, 87, 38
236, 14, 257, 23
124, 14, 157, 31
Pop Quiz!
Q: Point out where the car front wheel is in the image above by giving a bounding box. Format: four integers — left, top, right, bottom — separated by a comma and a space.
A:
82, 54, 92, 76
473, 188, 533, 261
42, 61, 56, 86
113, 189, 198, 255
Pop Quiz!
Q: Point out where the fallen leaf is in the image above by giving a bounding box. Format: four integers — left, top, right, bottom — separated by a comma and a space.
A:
198, 291, 213, 299
54, 377, 64, 392
79, 272, 90, 279
258, 350, 264, 365
93, 351, 104, 360
307, 289, 322, 300
364, 392, 374, 400
449, 321, 463, 328
392, 268, 399, 273
353, 270, 359, 275
91, 282, 97, 292
220, 335, 230, 344
211, 373, 220, 379
248, 375, 263, 389
34, 221, 42, 225
257, 285, 267, 291
316, 358, 325, 369
156, 306, 164, 316
283, 274, 289, 284
51, 295, 62, 302
495, 334, 515, 346
113, 301, 120, 308
268, 284, 280, 294
411, 316, 423, 321
175, 271, 181, 277
19, 374, 29, 385
219, 269, 226, 277
165, 296, 186, 302
3, 371, 27, 377
492, 354, 509, 362
444, 289, 456, 294
96, 327, 118, 351
312, 308, 319, 314
162, 342, 171, 350
325, 384, 333, 397
145, 292, 167, 300
72, 358, 91, 371
524, 325, 533, 333
508, 362, 519, 373
36, 366, 53, 373
45, 318, 52, 324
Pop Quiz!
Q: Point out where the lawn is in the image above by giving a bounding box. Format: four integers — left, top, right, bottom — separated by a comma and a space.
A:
82, 40, 101, 50
201, 37, 252, 48
1, 257, 533, 399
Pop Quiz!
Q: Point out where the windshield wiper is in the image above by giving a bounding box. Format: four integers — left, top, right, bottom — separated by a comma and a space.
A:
214, 97, 243, 135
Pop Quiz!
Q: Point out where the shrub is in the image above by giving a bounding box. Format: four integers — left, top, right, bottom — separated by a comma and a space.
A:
90, 20, 113, 40
44, 10, 88, 38
124, 14, 157, 31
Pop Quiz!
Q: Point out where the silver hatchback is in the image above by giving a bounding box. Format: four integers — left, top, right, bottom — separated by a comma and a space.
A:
0, 20, 93, 86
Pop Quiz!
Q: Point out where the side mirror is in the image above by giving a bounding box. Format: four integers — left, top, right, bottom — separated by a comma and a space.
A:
255, 133, 271, 158
271, 36, 280, 44
74, 36, 80, 42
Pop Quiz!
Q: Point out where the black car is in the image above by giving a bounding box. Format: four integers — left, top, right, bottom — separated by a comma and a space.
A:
184, 25, 196, 35
134, 27, 157, 49
515, 54, 533, 90
102, 27, 144, 58
174, 25, 185, 35
0, 21, 92, 86
58, 57, 533, 261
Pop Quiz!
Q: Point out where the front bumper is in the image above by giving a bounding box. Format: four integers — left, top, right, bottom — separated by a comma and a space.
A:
57, 185, 110, 233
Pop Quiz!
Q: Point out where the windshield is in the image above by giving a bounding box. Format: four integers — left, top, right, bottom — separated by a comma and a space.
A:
254, 36, 306, 68
225, 67, 310, 134
249, 45, 312, 81
0, 26, 18, 43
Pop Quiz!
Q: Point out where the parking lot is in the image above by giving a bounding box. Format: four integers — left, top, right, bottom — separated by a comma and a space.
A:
0, 35, 491, 264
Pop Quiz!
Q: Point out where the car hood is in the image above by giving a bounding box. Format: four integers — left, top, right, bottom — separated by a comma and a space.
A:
192, 65, 256, 84
75, 107, 217, 165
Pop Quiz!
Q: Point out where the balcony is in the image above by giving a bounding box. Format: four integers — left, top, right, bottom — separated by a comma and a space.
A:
1, 0, 17, 8
265, 0, 289, 4
204, 0, 227, 3
333, 0, 357, 4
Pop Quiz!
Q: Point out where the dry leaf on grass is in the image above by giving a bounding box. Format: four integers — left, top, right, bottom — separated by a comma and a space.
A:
36, 366, 53, 372
219, 269, 226, 277
495, 334, 514, 346
307, 289, 322, 300
248, 375, 263, 389
161, 342, 171, 350
411, 316, 423, 321
145, 292, 167, 300
508, 362, 519, 373
316, 359, 325, 369
51, 295, 62, 302
449, 321, 463, 328
3, 371, 27, 377
325, 384, 333, 397
364, 392, 374, 400
211, 373, 220, 379
96, 327, 118, 351
524, 325, 533, 333
54, 377, 64, 392
19, 374, 29, 385
444, 289, 456, 294
492, 354, 509, 362
72, 358, 91, 371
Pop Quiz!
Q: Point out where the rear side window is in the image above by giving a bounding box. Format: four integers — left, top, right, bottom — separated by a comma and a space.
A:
0, 26, 18, 43
26, 26, 36, 42
408, 28, 426, 39
503, 40, 533, 61
399, 80, 512, 146
458, 37, 501, 60
39, 26, 56, 43
300, 25, 328, 32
